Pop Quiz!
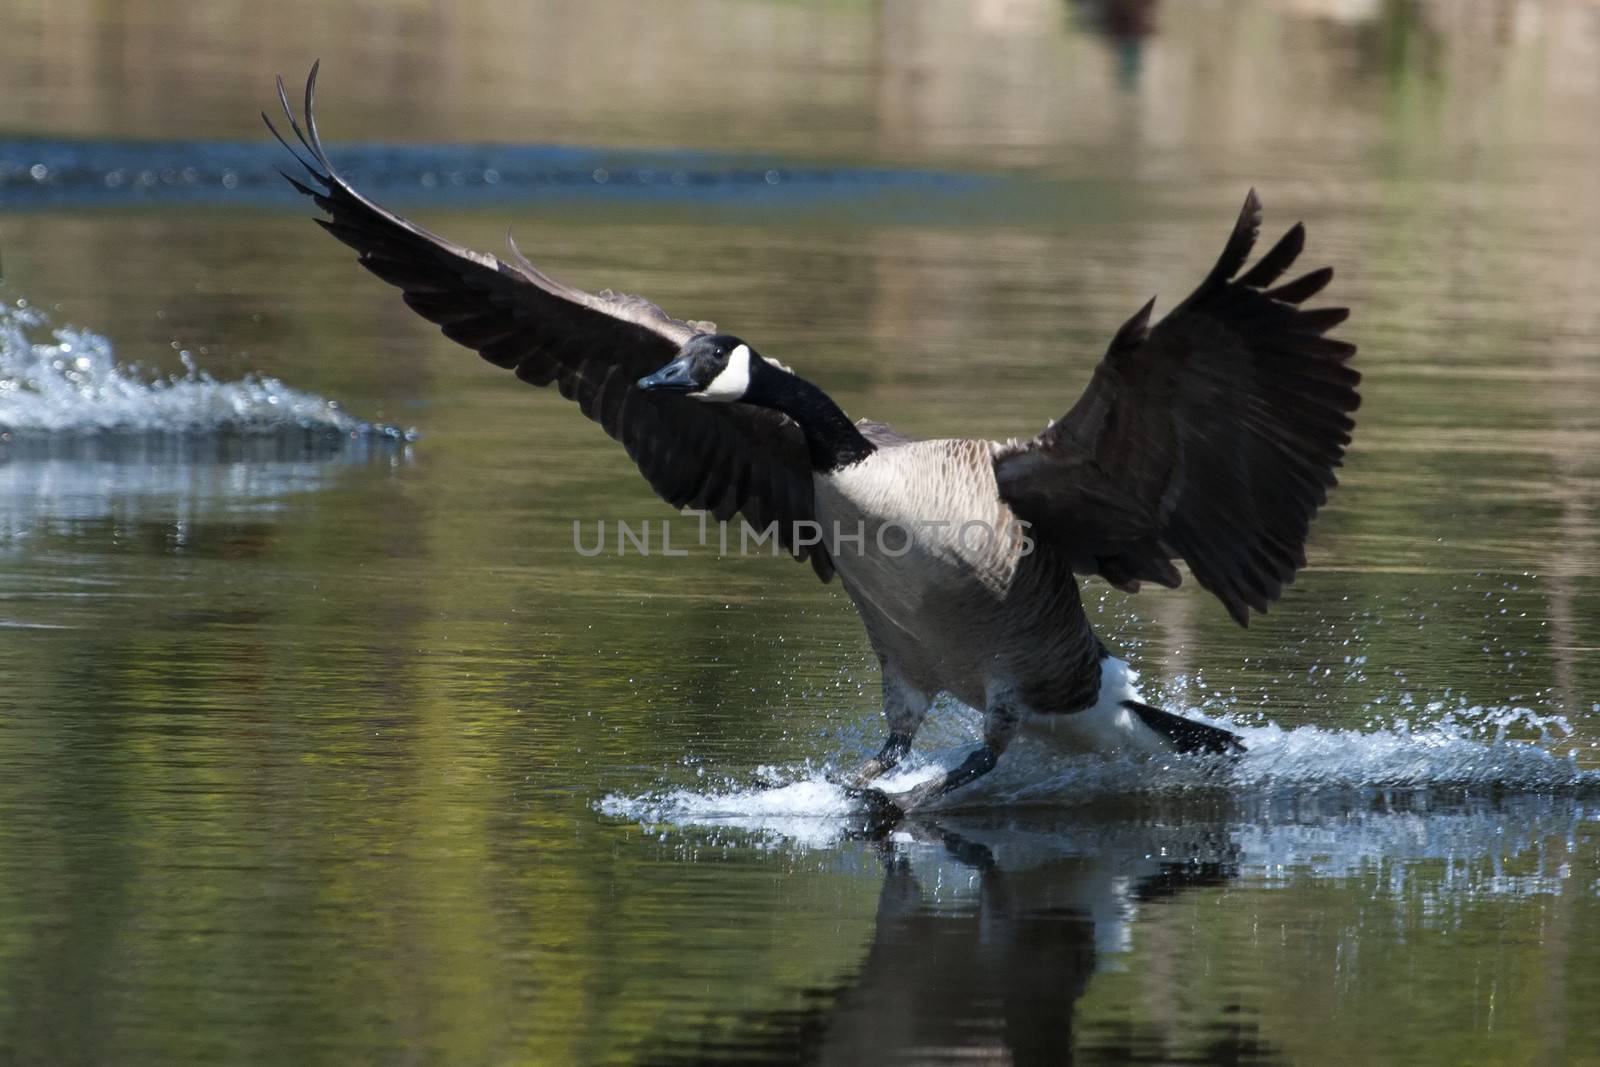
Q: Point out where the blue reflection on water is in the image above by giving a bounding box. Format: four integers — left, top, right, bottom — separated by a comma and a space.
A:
0, 136, 995, 211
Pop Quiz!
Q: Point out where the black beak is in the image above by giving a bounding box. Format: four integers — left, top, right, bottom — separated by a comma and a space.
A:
637, 359, 697, 393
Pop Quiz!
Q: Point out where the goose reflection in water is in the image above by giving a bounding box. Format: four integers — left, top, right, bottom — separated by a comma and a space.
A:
632, 790, 1592, 1065
642, 812, 1281, 1066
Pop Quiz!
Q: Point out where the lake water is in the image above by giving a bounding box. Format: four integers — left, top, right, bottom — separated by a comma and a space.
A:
3, 1, 1600, 1063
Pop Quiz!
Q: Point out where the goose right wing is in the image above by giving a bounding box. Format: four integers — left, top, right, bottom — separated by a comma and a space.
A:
994, 192, 1359, 625
267, 65, 832, 580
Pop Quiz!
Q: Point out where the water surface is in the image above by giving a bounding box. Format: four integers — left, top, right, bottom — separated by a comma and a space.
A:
3, 2, 1600, 1064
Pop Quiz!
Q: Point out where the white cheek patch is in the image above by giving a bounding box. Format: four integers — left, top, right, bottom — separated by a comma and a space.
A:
696, 343, 752, 402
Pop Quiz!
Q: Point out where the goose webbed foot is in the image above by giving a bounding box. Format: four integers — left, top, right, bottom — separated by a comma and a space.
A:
842, 784, 906, 831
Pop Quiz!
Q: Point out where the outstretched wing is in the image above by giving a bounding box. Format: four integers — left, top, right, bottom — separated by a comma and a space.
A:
994, 191, 1360, 625
266, 64, 832, 580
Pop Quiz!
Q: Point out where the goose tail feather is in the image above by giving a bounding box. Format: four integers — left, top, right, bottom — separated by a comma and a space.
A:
1121, 699, 1246, 755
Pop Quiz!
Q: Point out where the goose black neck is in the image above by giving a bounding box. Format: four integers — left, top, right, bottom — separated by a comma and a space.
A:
747, 367, 875, 472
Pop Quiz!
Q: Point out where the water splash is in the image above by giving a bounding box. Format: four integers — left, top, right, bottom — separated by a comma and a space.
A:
0, 292, 412, 557
600, 697, 1599, 848
0, 295, 409, 439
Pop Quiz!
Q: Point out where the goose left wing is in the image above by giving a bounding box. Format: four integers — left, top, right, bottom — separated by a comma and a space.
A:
266, 65, 833, 580
993, 191, 1359, 625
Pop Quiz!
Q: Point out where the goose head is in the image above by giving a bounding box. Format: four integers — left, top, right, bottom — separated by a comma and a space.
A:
638, 334, 764, 403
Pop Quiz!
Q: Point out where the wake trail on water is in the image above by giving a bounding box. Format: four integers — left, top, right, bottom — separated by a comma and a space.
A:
0, 290, 413, 559
0, 293, 409, 440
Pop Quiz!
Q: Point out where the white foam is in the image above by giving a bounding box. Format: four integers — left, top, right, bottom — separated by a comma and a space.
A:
600, 697, 1598, 849
598, 765, 867, 849
0, 295, 409, 438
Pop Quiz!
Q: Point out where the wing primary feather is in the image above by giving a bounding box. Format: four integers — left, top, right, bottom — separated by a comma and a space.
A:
1108, 296, 1157, 358
275, 167, 322, 199
1196, 188, 1263, 294
266, 63, 833, 583
274, 74, 317, 166
1268, 267, 1334, 304
1236, 222, 1304, 289
1295, 307, 1351, 334
261, 112, 322, 181
301, 60, 334, 173
994, 190, 1358, 626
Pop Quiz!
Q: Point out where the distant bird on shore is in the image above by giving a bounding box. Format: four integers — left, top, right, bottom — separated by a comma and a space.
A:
268, 65, 1358, 816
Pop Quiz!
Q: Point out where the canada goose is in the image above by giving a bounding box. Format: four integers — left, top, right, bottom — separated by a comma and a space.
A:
267, 67, 1359, 815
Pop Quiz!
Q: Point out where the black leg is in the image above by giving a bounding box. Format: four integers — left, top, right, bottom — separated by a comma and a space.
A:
848, 663, 931, 786
886, 698, 1020, 811
889, 745, 997, 810
849, 731, 913, 786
